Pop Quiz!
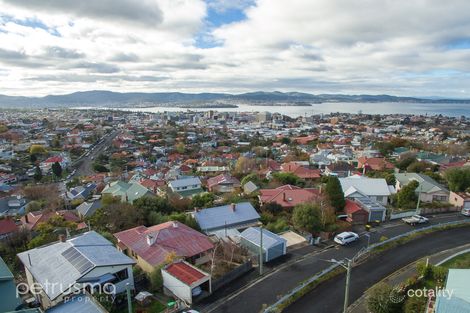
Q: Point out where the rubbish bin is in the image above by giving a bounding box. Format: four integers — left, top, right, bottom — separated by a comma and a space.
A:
365, 224, 371, 232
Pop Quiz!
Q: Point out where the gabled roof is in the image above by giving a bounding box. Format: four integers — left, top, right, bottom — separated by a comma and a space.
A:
195, 202, 260, 231
17, 231, 134, 301
281, 162, 321, 179
344, 199, 367, 215
21, 210, 81, 231
339, 176, 391, 197
207, 174, 240, 189
114, 221, 214, 267
0, 218, 18, 236
168, 177, 202, 188
394, 173, 448, 193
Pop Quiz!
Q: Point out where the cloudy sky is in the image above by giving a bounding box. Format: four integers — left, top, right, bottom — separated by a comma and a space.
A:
1, 0, 470, 97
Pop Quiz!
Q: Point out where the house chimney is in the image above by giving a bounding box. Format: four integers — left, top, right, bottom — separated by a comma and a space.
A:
146, 234, 156, 246
24, 213, 29, 224
283, 192, 286, 201
172, 222, 178, 228
58, 234, 66, 242
231, 203, 236, 212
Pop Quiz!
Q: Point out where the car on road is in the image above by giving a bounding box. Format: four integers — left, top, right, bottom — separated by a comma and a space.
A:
334, 232, 359, 245
461, 208, 470, 217
402, 215, 429, 226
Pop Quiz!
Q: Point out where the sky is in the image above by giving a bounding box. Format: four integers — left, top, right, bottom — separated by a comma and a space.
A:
1, 0, 470, 97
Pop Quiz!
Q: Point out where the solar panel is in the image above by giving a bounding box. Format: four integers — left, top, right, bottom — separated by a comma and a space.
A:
61, 247, 93, 274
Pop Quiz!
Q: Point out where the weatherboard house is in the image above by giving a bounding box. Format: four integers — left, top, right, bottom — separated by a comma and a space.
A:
17, 231, 135, 309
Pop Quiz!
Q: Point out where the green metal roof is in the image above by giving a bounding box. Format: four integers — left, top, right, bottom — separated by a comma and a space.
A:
0, 257, 22, 312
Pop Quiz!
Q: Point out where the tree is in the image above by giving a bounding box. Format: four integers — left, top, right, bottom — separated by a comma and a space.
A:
33, 165, 42, 182
272, 172, 303, 186
241, 173, 261, 187
234, 156, 257, 177
262, 202, 283, 214
29, 144, 47, 155
444, 167, 470, 192
30, 153, 37, 164
367, 282, 402, 313
134, 196, 174, 223
191, 192, 215, 208
325, 176, 345, 211
397, 180, 419, 210
51, 161, 62, 178
385, 173, 396, 186
292, 203, 321, 232
397, 156, 416, 171
92, 163, 109, 173
406, 161, 429, 173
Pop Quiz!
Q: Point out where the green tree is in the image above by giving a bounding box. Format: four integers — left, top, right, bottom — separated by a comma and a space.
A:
30, 144, 47, 155
134, 195, 174, 218
385, 173, 396, 186
325, 176, 345, 211
367, 282, 402, 313
397, 180, 419, 210
404, 295, 426, 313
444, 167, 470, 192
92, 163, 109, 173
292, 203, 321, 232
30, 153, 37, 164
191, 192, 215, 208
397, 156, 416, 171
272, 172, 303, 186
33, 165, 42, 182
51, 161, 62, 178
241, 173, 261, 187
262, 202, 283, 214
406, 161, 429, 173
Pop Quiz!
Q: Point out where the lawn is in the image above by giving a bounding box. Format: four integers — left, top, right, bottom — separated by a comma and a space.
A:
440, 252, 470, 269
113, 300, 166, 313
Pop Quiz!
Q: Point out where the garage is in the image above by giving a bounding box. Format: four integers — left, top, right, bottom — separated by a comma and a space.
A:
240, 227, 287, 263
161, 261, 211, 305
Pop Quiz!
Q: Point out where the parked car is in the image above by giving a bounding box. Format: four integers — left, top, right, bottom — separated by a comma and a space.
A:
461, 208, 470, 217
334, 232, 359, 245
402, 215, 429, 226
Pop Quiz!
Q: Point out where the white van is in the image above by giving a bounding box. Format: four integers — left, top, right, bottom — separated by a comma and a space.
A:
461, 208, 470, 217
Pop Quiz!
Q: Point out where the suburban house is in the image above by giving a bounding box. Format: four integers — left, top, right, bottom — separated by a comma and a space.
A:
168, 176, 203, 198
449, 191, 470, 209
114, 221, 214, 273
394, 173, 450, 203
76, 199, 102, 219
280, 162, 321, 180
0, 195, 29, 216
207, 174, 241, 193
0, 256, 22, 312
243, 181, 259, 195
21, 210, 86, 231
324, 161, 355, 177
101, 180, 155, 203
357, 157, 395, 172
162, 260, 211, 305
259, 185, 320, 209
240, 227, 287, 263
339, 175, 393, 205
0, 217, 19, 240
194, 202, 261, 236
66, 183, 97, 201
17, 231, 135, 309
344, 199, 369, 225
353, 196, 387, 222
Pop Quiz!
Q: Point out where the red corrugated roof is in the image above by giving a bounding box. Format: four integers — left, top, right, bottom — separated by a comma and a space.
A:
0, 218, 18, 235
344, 199, 367, 215
259, 185, 320, 208
165, 261, 207, 286
114, 221, 214, 267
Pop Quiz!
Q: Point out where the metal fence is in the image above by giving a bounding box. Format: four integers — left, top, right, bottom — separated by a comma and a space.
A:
263, 219, 470, 313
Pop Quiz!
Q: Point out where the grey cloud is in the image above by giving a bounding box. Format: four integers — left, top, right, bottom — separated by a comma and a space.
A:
109, 53, 139, 62
43, 46, 85, 59
2, 0, 163, 27
24, 74, 167, 83
0, 48, 47, 68
72, 62, 120, 73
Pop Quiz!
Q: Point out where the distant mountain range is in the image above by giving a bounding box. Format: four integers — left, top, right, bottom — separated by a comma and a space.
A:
0, 90, 469, 108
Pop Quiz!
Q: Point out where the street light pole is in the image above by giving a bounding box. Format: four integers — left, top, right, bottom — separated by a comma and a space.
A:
343, 259, 352, 313
259, 226, 263, 276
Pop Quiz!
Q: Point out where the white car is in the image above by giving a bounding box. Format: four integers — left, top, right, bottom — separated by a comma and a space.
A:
334, 232, 359, 245
402, 215, 429, 226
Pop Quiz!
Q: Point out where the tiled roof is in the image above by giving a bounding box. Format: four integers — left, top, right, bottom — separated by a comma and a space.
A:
207, 174, 240, 189
0, 218, 18, 235
114, 221, 214, 267
281, 162, 321, 179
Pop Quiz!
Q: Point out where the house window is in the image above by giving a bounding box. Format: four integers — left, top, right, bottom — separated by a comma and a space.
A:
114, 269, 129, 283
376, 196, 383, 202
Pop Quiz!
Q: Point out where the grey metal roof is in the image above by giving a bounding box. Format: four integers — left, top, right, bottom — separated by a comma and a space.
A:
394, 173, 448, 193
339, 176, 391, 197
168, 176, 201, 188
17, 231, 134, 301
195, 202, 260, 231
355, 196, 386, 212
46, 293, 106, 313
76, 200, 101, 217
240, 227, 286, 249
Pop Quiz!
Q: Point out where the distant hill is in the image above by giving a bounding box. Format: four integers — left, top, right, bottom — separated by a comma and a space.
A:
0, 90, 469, 108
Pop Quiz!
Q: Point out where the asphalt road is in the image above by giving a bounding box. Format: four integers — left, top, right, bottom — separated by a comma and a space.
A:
285, 225, 470, 313
203, 213, 469, 313
72, 130, 119, 178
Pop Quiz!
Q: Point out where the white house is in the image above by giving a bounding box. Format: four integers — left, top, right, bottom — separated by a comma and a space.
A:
394, 173, 449, 203
339, 175, 393, 205
17, 231, 135, 310
168, 176, 203, 198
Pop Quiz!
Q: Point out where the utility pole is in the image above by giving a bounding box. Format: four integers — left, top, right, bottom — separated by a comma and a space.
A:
343, 259, 352, 313
416, 183, 422, 215
259, 226, 263, 276
126, 283, 132, 313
